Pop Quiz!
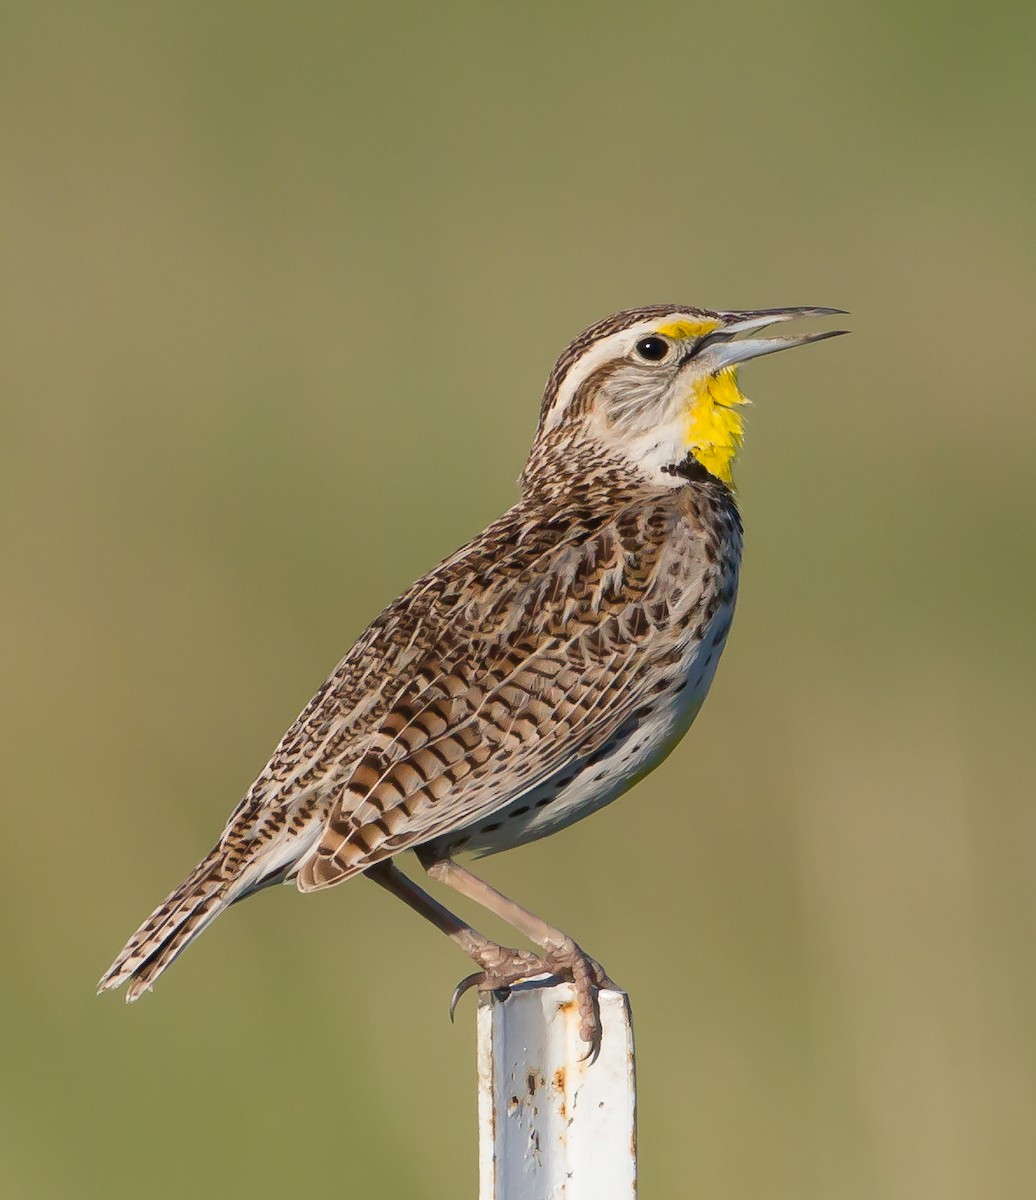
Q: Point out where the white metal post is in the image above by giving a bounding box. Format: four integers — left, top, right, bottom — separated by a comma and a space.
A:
477, 979, 637, 1199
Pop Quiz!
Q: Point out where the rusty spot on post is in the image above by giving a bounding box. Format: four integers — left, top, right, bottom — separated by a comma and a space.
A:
553, 1066, 568, 1120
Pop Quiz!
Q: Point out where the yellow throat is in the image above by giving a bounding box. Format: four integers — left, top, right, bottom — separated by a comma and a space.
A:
683, 366, 749, 485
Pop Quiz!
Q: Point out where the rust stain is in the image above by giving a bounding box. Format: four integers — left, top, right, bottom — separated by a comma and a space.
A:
553, 1067, 568, 1119
527, 1071, 537, 1096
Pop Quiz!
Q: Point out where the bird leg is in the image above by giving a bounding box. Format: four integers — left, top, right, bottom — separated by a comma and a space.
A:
364, 861, 550, 1015
414, 851, 617, 1061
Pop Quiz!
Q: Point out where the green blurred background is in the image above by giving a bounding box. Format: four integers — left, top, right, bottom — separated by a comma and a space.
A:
2, 2, 1034, 1197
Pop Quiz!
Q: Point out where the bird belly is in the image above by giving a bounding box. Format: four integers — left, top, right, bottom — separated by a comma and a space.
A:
446, 595, 736, 858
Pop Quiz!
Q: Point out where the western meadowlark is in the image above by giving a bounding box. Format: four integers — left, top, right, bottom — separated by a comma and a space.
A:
98, 304, 845, 1055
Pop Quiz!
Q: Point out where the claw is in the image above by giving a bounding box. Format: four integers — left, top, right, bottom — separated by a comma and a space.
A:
449, 972, 484, 1022
448, 937, 617, 1061
578, 1003, 603, 1064
447, 946, 552, 1023
543, 938, 614, 1062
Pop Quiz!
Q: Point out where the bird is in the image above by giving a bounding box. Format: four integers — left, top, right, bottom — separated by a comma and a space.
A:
98, 303, 846, 1056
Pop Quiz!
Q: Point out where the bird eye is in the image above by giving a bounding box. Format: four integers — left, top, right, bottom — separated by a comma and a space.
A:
634, 336, 670, 362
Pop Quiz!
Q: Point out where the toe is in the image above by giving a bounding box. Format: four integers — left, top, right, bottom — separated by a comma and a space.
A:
448, 946, 552, 1023
577, 990, 603, 1063
588, 958, 620, 991
542, 939, 608, 1059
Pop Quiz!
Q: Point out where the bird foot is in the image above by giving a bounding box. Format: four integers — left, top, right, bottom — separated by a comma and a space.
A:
543, 938, 617, 1064
449, 945, 551, 1021
449, 937, 618, 1063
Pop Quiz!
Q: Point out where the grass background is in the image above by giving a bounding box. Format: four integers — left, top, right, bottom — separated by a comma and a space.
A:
2, 2, 1034, 1197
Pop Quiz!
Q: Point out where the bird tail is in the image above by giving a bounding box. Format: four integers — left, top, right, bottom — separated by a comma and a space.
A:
97, 848, 236, 1002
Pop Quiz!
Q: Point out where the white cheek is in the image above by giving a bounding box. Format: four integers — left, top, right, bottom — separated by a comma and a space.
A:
588, 384, 689, 486
626, 425, 689, 485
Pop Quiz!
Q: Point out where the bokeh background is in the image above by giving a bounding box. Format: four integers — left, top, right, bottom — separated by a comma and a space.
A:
3, 3, 1034, 1197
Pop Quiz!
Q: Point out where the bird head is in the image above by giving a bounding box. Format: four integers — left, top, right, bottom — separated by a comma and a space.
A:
528, 305, 847, 489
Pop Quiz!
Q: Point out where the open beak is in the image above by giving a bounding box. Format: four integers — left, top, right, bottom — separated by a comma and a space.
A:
696, 306, 849, 371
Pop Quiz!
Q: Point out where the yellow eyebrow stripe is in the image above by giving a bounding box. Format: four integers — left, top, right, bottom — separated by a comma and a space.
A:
655, 319, 720, 340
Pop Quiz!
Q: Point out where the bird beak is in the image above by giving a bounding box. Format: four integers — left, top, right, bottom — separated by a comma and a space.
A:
697, 306, 849, 371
